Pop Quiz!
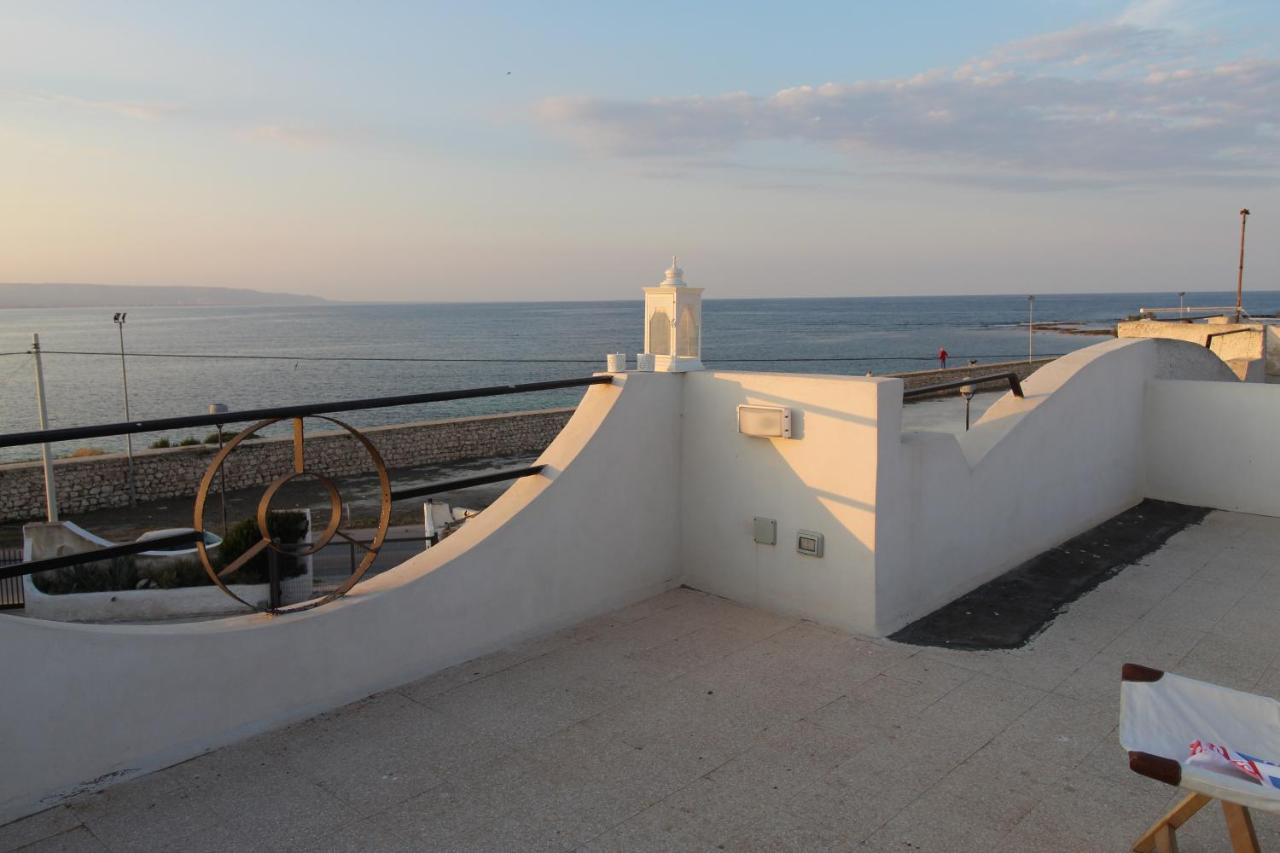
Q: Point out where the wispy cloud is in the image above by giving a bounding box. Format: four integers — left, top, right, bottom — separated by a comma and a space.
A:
536, 3, 1279, 190
24, 92, 181, 121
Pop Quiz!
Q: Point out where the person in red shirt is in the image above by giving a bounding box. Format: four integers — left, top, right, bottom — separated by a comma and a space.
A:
938, 347, 948, 368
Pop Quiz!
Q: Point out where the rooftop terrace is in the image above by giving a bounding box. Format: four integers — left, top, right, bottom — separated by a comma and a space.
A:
5, 507, 1278, 852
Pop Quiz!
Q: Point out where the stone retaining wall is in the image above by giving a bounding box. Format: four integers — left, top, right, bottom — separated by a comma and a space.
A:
0, 408, 574, 523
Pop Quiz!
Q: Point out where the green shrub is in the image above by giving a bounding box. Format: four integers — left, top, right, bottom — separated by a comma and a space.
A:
32, 557, 140, 595
178, 437, 201, 447
149, 437, 172, 449
215, 511, 310, 585
203, 431, 223, 444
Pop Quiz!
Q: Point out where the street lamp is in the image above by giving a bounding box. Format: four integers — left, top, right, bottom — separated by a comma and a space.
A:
1236, 208, 1250, 322
1178, 292, 1186, 317
113, 312, 136, 506
209, 402, 229, 535
1027, 295, 1035, 363
960, 381, 977, 431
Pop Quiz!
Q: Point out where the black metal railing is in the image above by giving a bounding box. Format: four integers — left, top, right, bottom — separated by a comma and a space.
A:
0, 547, 23, 608
0, 375, 611, 591
902, 372, 1025, 401
0, 376, 613, 448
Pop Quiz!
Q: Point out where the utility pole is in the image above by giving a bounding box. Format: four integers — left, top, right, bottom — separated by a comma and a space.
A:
31, 334, 58, 522
113, 312, 136, 506
1236, 208, 1250, 322
1028, 295, 1035, 363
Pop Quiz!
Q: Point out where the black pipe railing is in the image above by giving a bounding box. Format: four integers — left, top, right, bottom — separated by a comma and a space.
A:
0, 530, 205, 582
0, 375, 612, 449
390, 465, 546, 502
0, 376, 610, 582
902, 372, 1025, 400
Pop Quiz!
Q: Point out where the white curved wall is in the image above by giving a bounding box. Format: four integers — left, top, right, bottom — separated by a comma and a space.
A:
2, 337, 1266, 823
0, 371, 682, 824
874, 338, 1157, 634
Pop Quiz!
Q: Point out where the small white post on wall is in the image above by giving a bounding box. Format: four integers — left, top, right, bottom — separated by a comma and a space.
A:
642, 257, 704, 372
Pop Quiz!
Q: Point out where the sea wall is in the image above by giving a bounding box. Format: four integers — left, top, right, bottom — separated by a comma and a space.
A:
0, 409, 574, 522
889, 357, 1057, 399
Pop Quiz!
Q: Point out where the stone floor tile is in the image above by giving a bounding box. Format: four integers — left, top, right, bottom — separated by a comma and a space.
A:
427, 811, 570, 853
979, 691, 1117, 768
67, 772, 218, 852
197, 765, 359, 852
504, 762, 641, 849
10, 827, 107, 853
1095, 618, 1208, 669
1174, 631, 1279, 692
397, 649, 530, 703
631, 623, 770, 676
1142, 578, 1247, 632
0, 808, 81, 853
655, 777, 790, 848
280, 816, 417, 853
861, 789, 1014, 853
577, 803, 717, 853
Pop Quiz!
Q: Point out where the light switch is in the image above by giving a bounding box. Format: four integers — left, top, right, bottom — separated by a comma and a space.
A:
753, 517, 777, 545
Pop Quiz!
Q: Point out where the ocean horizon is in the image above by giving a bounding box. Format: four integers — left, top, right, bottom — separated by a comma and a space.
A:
2, 289, 1276, 462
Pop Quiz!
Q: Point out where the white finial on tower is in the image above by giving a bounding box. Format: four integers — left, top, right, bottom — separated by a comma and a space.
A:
664, 256, 685, 286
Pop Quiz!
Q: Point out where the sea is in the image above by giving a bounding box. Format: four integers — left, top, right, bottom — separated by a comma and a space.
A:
1, 290, 1276, 463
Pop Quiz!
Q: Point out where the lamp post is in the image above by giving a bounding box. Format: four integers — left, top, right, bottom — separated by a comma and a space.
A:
209, 402, 229, 535
113, 312, 136, 506
1178, 292, 1186, 317
1027, 295, 1035, 363
960, 381, 976, 431
1236, 208, 1250, 322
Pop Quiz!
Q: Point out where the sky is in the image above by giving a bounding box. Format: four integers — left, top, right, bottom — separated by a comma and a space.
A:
1, 0, 1278, 302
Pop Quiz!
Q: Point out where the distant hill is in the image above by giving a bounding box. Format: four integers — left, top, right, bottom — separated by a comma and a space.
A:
0, 283, 329, 309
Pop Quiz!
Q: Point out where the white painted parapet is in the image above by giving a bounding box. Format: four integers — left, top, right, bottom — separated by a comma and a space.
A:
2, 331, 1273, 823
0, 372, 683, 824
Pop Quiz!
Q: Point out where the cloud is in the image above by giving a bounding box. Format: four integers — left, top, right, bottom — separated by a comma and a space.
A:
25, 92, 181, 121
536, 8, 1280, 189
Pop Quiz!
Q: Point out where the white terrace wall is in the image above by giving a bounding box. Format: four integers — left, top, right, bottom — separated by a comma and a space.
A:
0, 408, 574, 522
0, 373, 681, 824
870, 337, 1248, 635
680, 371, 893, 633
1145, 380, 1280, 517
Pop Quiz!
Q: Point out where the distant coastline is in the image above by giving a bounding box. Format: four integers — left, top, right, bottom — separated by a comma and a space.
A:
0, 283, 328, 309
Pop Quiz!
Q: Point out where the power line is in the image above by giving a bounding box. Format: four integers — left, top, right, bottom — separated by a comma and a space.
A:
15, 348, 1068, 365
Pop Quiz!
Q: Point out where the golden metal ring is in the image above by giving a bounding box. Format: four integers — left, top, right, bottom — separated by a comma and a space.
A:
193, 415, 392, 615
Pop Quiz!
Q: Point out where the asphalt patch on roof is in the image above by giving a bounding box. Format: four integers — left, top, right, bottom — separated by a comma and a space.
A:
890, 499, 1211, 651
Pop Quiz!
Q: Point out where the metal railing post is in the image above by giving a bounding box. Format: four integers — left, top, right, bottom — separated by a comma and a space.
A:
268, 544, 282, 610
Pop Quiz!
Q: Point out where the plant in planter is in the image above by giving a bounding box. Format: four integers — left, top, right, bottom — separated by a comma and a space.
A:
31, 512, 310, 594
213, 511, 310, 585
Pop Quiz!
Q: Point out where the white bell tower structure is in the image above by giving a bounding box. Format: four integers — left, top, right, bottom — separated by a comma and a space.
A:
642, 257, 704, 372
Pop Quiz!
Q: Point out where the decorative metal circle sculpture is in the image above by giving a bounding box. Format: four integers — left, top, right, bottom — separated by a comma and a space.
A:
193, 415, 392, 614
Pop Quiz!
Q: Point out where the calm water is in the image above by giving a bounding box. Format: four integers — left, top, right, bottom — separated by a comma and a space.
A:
1, 291, 1275, 462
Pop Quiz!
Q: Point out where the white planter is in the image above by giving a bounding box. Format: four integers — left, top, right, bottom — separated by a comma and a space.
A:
21, 511, 315, 622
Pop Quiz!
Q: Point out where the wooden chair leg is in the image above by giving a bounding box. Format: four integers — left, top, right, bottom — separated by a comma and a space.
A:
1133, 793, 1211, 853
1153, 822, 1178, 853
1222, 801, 1261, 853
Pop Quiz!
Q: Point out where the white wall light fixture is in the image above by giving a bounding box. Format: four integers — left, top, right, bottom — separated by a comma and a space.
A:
737, 405, 792, 439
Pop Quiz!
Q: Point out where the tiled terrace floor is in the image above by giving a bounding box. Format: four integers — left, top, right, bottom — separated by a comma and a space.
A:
6, 509, 1280, 852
